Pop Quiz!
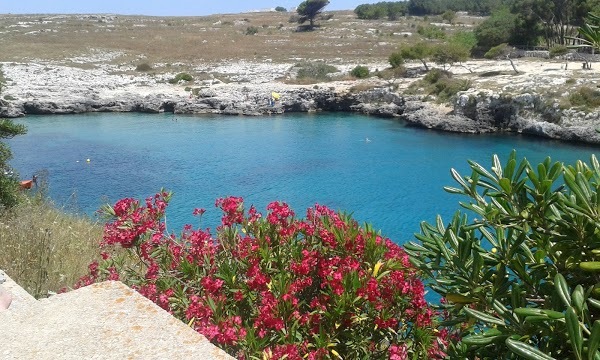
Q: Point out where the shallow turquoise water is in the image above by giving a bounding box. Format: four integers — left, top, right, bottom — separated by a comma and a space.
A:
7, 112, 599, 244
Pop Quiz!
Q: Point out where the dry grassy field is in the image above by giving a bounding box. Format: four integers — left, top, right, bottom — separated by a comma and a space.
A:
0, 10, 483, 68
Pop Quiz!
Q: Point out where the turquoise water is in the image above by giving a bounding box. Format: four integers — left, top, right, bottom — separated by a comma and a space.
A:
7, 112, 599, 244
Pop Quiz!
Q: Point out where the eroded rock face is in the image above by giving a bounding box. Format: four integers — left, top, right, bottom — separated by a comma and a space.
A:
454, 90, 600, 144
1, 84, 410, 119
401, 99, 495, 134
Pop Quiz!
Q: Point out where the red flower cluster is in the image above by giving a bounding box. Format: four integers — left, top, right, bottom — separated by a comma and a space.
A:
101, 192, 169, 248
78, 192, 447, 359
215, 196, 244, 227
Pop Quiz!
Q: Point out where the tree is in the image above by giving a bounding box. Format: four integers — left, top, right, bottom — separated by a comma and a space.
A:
0, 118, 27, 209
441, 10, 456, 24
354, 3, 388, 19
354, 2, 407, 20
297, 0, 330, 30
387, 1, 407, 20
475, 7, 518, 49
275, 6, 287, 12
485, 43, 519, 73
398, 42, 432, 70
431, 43, 470, 70
450, 30, 477, 54
508, 0, 600, 47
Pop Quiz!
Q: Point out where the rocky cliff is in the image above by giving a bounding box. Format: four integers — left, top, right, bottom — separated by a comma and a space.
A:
2, 60, 600, 145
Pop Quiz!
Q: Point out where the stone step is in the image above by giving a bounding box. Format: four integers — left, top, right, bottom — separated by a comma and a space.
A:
0, 271, 234, 359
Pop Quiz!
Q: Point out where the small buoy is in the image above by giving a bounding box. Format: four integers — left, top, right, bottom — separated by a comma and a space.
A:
86, 159, 91, 163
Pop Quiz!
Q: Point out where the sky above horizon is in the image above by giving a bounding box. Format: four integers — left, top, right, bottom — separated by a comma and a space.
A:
0, 1, 374, 16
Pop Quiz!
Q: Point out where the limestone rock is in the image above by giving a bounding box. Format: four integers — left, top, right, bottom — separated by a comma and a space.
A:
0, 274, 234, 359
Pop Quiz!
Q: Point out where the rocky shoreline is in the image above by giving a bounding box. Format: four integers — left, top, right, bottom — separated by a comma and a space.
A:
2, 60, 600, 145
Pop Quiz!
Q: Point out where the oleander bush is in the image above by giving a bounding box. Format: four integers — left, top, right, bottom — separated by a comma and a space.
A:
406, 151, 600, 359
77, 192, 448, 359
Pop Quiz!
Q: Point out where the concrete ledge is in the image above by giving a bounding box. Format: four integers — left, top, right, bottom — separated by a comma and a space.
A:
0, 277, 233, 359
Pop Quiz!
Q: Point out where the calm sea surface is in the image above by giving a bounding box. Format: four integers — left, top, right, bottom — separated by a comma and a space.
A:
7, 112, 599, 244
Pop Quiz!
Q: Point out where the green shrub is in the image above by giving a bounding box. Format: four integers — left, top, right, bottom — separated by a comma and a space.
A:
569, 86, 600, 109
295, 62, 338, 81
441, 10, 456, 24
450, 31, 477, 54
474, 7, 517, 49
388, 51, 404, 68
245, 26, 259, 35
433, 78, 471, 102
406, 152, 600, 359
135, 63, 152, 72
350, 65, 370, 78
407, 69, 470, 103
275, 6, 287, 12
168, 72, 194, 84
77, 193, 446, 358
484, 43, 513, 60
376, 66, 407, 80
423, 68, 451, 84
549, 45, 569, 58
0, 174, 20, 211
417, 25, 445, 39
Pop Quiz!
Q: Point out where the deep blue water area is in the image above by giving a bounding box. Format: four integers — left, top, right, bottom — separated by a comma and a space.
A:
7, 112, 599, 245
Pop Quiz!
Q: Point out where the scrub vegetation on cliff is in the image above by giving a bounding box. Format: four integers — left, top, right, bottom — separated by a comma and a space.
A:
0, 194, 102, 299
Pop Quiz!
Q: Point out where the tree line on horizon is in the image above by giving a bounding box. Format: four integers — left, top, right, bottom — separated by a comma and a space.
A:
354, 0, 600, 49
